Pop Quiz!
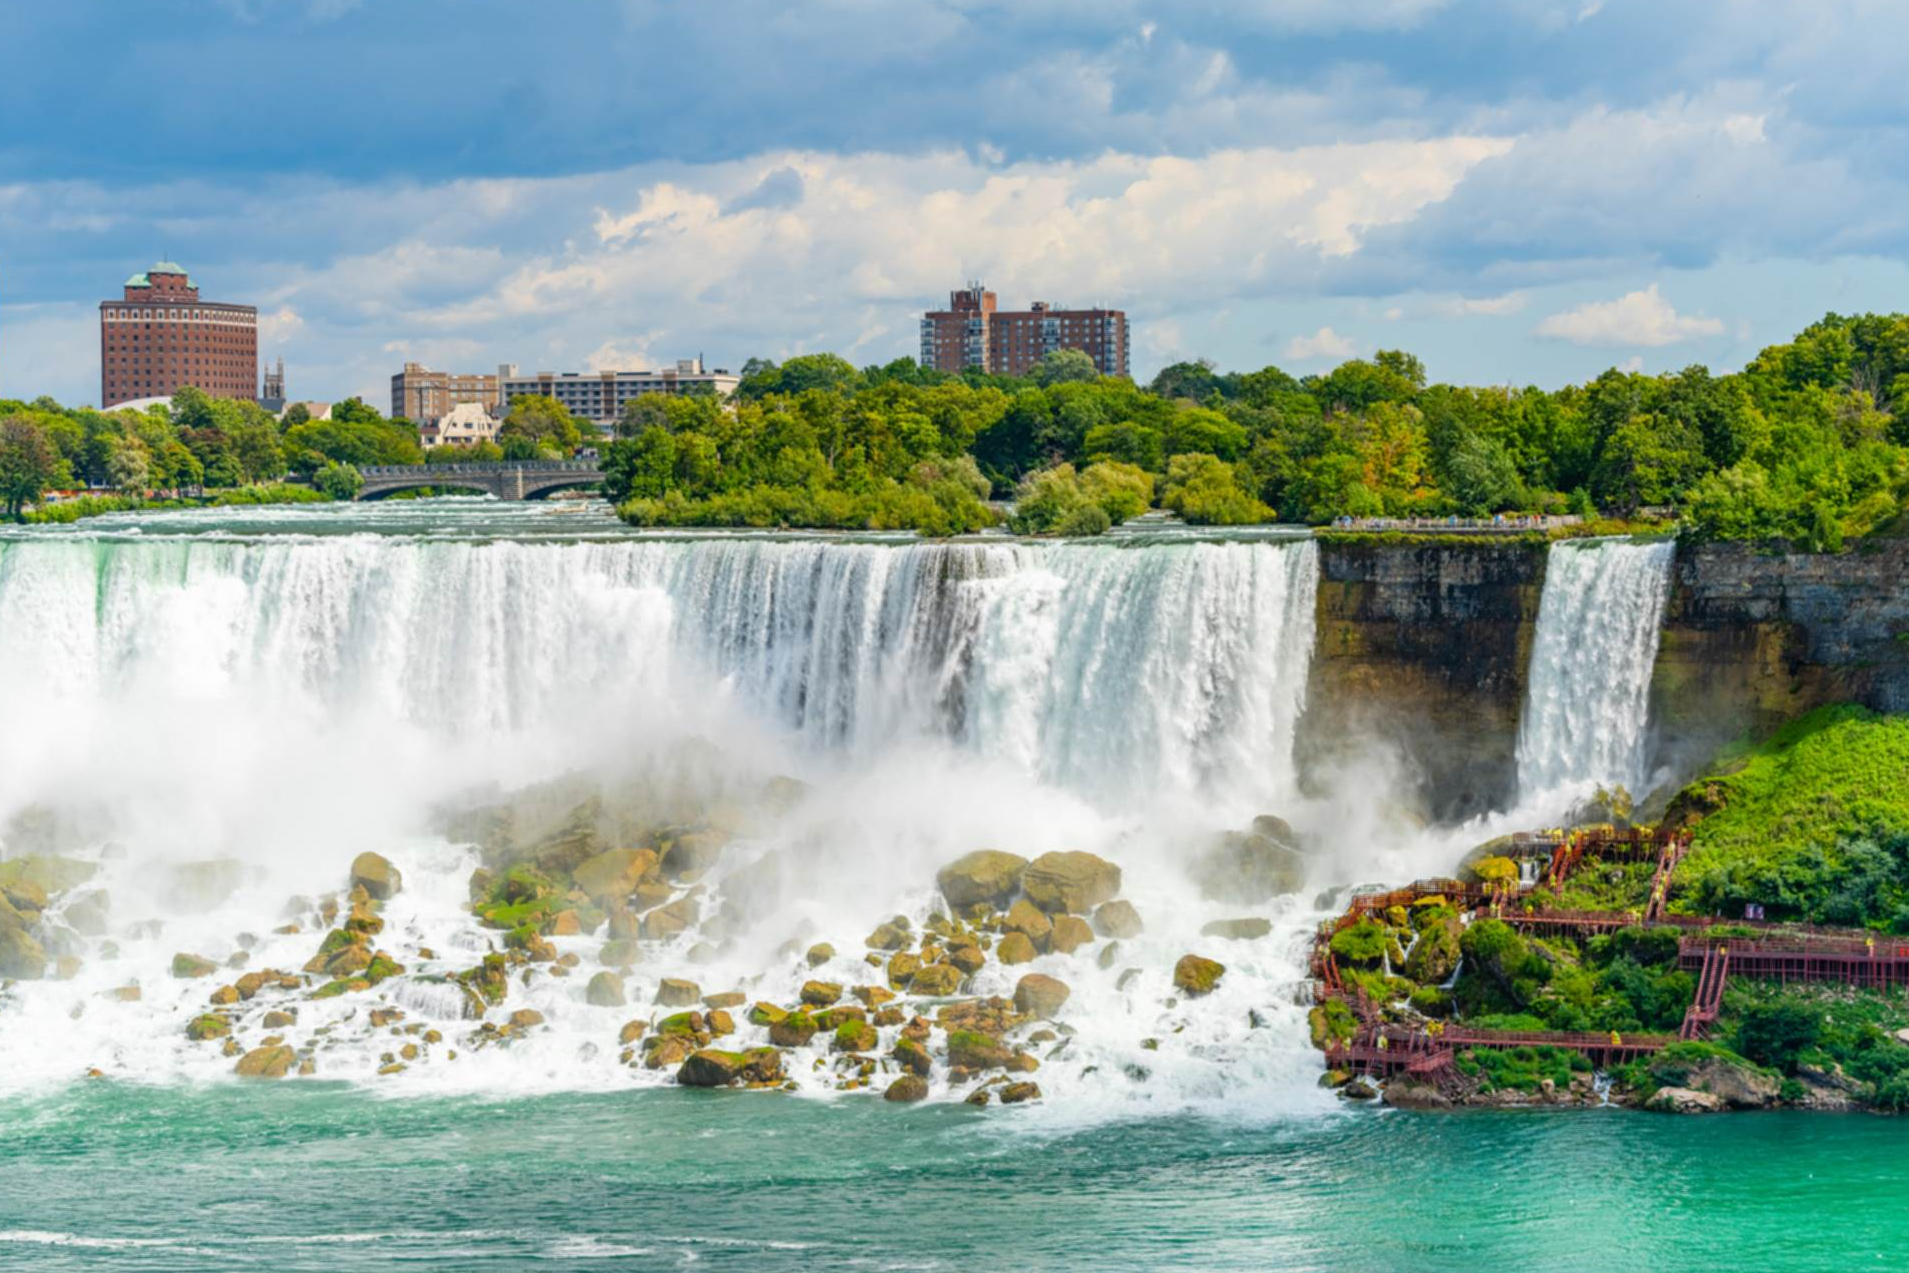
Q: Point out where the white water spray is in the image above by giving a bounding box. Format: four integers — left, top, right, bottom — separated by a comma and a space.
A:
1515, 537, 1676, 805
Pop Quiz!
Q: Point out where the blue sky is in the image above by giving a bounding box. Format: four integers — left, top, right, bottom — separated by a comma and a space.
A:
4, 0, 1907, 407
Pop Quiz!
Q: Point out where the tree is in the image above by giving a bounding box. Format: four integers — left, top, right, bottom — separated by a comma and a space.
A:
616, 394, 674, 440
315, 461, 364, 500
106, 437, 151, 495
1160, 452, 1274, 525
281, 403, 312, 427
498, 395, 582, 456
1149, 359, 1220, 401
0, 416, 62, 517
1031, 349, 1099, 387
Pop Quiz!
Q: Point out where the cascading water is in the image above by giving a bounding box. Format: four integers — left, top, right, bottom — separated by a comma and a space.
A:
0, 510, 1333, 1110
1514, 537, 1676, 805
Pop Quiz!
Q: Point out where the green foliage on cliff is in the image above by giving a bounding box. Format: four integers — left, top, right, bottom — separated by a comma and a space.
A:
1454, 1044, 1590, 1093
1671, 706, 1909, 928
1447, 922, 1692, 1033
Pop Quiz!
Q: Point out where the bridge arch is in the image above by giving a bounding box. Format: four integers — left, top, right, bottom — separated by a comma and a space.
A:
354, 461, 604, 502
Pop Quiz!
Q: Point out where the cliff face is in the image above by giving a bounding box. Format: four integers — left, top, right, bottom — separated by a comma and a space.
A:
1298, 540, 1545, 823
1648, 540, 1909, 776
1299, 537, 1909, 825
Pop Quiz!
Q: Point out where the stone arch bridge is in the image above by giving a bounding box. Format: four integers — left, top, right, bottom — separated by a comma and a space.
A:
355, 461, 603, 501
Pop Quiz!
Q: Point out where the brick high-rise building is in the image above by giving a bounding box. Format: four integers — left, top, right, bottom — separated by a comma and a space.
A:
390, 362, 506, 424
919, 283, 1130, 379
99, 262, 257, 408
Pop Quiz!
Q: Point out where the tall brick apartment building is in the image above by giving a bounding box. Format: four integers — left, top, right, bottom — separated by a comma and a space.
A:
919, 283, 1130, 379
99, 262, 257, 408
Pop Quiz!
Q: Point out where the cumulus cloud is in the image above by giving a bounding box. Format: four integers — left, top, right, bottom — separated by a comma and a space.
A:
1535, 285, 1724, 347
1440, 291, 1527, 316
1285, 326, 1358, 360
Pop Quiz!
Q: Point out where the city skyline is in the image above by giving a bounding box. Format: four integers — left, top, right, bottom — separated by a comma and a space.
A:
5, 2, 1909, 409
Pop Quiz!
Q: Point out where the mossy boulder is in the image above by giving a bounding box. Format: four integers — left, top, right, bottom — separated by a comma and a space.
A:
186, 1014, 231, 1042
947, 945, 986, 976
748, 1002, 788, 1027
885, 1074, 930, 1103
935, 850, 1029, 910
865, 919, 912, 951
677, 1047, 783, 1087
1404, 917, 1463, 985
948, 1029, 1012, 1070
572, 848, 657, 903
586, 971, 627, 1007
996, 932, 1037, 965
1172, 954, 1225, 998
1013, 973, 1070, 1019
831, 1020, 879, 1053
0, 926, 47, 980
349, 851, 403, 901
886, 951, 921, 989
800, 980, 843, 1007
769, 1010, 819, 1048
170, 952, 218, 980
234, 1045, 296, 1079
892, 1037, 933, 1077
1021, 851, 1121, 914
805, 942, 836, 968
909, 963, 962, 996
1000, 1081, 1041, 1104
1092, 900, 1144, 939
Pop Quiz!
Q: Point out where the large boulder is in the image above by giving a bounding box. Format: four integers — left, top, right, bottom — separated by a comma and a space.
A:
170, 952, 218, 979
234, 1045, 296, 1079
1647, 1086, 1725, 1114
1686, 1057, 1782, 1109
935, 851, 1029, 910
885, 1074, 930, 1103
573, 849, 657, 903
1190, 831, 1305, 904
1092, 900, 1143, 940
909, 963, 962, 996
1020, 852, 1121, 915
1048, 915, 1094, 954
349, 852, 403, 901
640, 896, 698, 942
677, 1047, 784, 1088
1013, 974, 1070, 1019
1172, 954, 1225, 997
586, 971, 627, 1008
996, 933, 1037, 965
0, 926, 46, 980
1002, 900, 1052, 949
661, 831, 727, 878
654, 978, 701, 1007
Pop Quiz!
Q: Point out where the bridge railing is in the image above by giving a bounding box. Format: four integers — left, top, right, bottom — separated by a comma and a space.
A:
359, 461, 602, 477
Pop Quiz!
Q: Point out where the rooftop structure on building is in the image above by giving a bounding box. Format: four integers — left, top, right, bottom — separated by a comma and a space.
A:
499, 358, 739, 427
99, 261, 258, 408
391, 362, 507, 424
259, 358, 287, 414
421, 400, 503, 448
919, 282, 1129, 379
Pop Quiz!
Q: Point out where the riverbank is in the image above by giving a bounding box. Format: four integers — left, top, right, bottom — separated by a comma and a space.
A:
21, 483, 329, 524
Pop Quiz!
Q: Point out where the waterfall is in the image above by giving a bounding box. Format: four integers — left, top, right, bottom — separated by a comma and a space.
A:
0, 533, 1320, 838
1515, 537, 1676, 802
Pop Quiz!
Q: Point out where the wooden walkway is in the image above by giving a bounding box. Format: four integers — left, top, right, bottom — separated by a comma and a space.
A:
1310, 825, 1909, 1082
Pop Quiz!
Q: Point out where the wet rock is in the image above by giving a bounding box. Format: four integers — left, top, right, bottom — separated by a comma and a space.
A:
1000, 1081, 1041, 1104
349, 852, 403, 901
654, 978, 701, 1007
262, 1010, 297, 1029
885, 1074, 930, 1102
549, 910, 583, 937
1091, 900, 1144, 940
769, 1010, 819, 1048
703, 991, 746, 1010
640, 896, 699, 942
600, 939, 643, 968
1341, 1079, 1378, 1101
209, 985, 240, 1006
643, 1034, 696, 1069
852, 984, 896, 1008
1013, 974, 1071, 1019
886, 951, 921, 989
234, 1045, 296, 1079
865, 919, 912, 952
1172, 954, 1225, 997
1021, 851, 1121, 915
946, 944, 986, 976
109, 984, 141, 1003
996, 933, 1037, 965
831, 1019, 879, 1053
1097, 942, 1121, 970
62, 891, 110, 938
1648, 1086, 1726, 1114
706, 1009, 735, 1037
947, 1029, 1013, 1070
1003, 899, 1052, 949
748, 1002, 788, 1027
586, 971, 627, 1008
909, 963, 962, 996
618, 1020, 647, 1046
805, 942, 836, 968
0, 926, 47, 980
186, 1014, 231, 1041
935, 850, 1029, 910
1116, 967, 1143, 991
573, 848, 657, 903
800, 980, 843, 1007
892, 1037, 933, 1077
1200, 918, 1272, 941
1048, 915, 1094, 954
660, 831, 727, 878
170, 952, 218, 980
508, 1009, 546, 1029
678, 1046, 784, 1088
1190, 831, 1306, 904
1685, 1057, 1782, 1109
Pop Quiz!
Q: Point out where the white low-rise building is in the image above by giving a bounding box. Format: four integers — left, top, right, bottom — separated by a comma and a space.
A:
422, 400, 502, 447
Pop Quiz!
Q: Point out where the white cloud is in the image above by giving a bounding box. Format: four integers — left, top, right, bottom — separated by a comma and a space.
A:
1534, 284, 1724, 347
582, 332, 667, 371
1440, 291, 1527, 316
1285, 325, 1357, 361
